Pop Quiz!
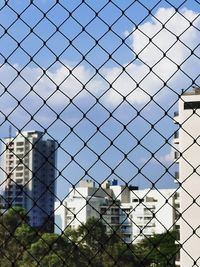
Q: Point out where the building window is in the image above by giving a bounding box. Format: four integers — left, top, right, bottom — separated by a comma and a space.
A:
16, 172, 23, 177
100, 208, 107, 214
111, 208, 119, 215
16, 142, 24, 146
146, 197, 157, 202
111, 217, 119, 224
16, 179, 23, 184
184, 101, 200, 110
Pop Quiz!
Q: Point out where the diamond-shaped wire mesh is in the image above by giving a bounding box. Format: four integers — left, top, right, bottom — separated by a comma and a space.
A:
0, 0, 200, 266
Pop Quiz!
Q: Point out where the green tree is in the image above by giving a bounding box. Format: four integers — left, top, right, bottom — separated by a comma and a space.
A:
77, 217, 109, 267
77, 218, 139, 267
0, 206, 28, 233
99, 226, 139, 267
78, 217, 108, 250
0, 207, 31, 266
20, 232, 90, 267
64, 227, 79, 243
0, 211, 178, 267
135, 231, 177, 267
20, 233, 66, 266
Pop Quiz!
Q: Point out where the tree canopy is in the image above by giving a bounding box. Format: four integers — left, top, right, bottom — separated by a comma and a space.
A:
0, 210, 178, 267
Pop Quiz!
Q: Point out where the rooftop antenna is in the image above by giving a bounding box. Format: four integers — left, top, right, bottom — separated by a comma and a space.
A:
9, 125, 12, 140
7, 125, 12, 148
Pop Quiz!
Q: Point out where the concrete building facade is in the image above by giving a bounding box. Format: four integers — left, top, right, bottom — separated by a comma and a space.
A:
174, 88, 200, 267
55, 180, 121, 236
55, 179, 176, 243
1, 130, 57, 231
129, 188, 176, 243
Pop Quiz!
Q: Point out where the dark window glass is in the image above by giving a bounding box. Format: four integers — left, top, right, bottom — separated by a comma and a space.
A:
184, 101, 200, 109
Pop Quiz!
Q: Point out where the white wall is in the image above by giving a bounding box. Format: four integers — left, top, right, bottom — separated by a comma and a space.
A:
130, 189, 175, 243
178, 94, 200, 267
55, 183, 176, 244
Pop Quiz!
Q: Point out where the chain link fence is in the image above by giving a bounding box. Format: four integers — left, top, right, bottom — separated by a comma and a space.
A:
0, 0, 200, 266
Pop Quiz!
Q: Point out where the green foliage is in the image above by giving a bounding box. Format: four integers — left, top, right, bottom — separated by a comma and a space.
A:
78, 217, 108, 249
0, 211, 178, 267
21, 233, 67, 267
135, 231, 177, 267
15, 224, 38, 247
0, 207, 28, 233
0, 207, 34, 266
64, 227, 79, 243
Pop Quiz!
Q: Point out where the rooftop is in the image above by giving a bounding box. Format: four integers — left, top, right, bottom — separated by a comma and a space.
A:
183, 87, 200, 96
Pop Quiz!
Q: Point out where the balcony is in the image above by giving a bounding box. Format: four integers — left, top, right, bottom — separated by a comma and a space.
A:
16, 179, 23, 184
121, 227, 132, 235
16, 153, 24, 159
111, 208, 120, 216
16, 166, 24, 172
100, 208, 107, 215
174, 198, 180, 207
8, 165, 14, 172
143, 229, 154, 235
111, 217, 119, 225
16, 142, 24, 147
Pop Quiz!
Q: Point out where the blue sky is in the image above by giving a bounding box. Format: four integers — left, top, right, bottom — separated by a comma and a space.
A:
0, 0, 200, 199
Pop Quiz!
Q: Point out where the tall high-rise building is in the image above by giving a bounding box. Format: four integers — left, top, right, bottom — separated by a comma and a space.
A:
174, 87, 200, 267
1, 130, 57, 232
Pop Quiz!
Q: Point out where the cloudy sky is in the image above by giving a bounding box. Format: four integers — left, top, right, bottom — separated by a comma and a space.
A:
0, 0, 200, 199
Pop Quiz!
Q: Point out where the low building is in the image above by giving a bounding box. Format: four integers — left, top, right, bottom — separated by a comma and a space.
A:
129, 188, 176, 243
55, 180, 121, 235
55, 179, 176, 243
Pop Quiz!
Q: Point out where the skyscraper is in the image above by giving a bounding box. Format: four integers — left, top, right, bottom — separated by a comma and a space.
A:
1, 130, 57, 232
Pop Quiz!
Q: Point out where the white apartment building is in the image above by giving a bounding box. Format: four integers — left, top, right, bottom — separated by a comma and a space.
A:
129, 188, 176, 243
174, 88, 200, 267
55, 180, 121, 235
1, 130, 57, 232
55, 179, 176, 243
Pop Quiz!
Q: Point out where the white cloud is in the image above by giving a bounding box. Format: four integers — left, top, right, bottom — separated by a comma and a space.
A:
132, 7, 199, 65
103, 7, 200, 106
0, 63, 103, 108
27, 63, 102, 103
102, 63, 163, 105
139, 147, 174, 166
156, 149, 174, 165
0, 7, 199, 111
